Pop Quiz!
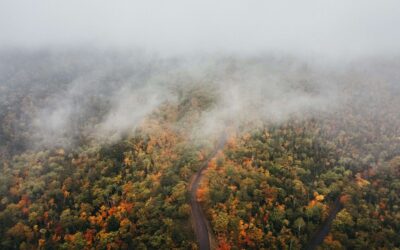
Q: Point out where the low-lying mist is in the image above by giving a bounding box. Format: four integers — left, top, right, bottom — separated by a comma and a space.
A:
0, 49, 399, 151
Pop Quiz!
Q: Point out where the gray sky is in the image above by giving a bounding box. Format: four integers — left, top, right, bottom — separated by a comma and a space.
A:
1, 0, 400, 58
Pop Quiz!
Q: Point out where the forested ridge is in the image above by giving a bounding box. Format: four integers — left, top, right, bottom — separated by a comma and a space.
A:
0, 79, 215, 249
1, 52, 400, 249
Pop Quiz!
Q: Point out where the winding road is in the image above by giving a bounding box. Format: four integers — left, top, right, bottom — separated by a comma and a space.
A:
190, 135, 227, 250
189, 133, 346, 250
306, 197, 344, 250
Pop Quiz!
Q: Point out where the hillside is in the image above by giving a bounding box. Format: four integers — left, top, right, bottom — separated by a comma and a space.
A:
0, 52, 400, 249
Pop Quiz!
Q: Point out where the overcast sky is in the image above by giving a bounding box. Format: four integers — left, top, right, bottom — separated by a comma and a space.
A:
1, 0, 400, 58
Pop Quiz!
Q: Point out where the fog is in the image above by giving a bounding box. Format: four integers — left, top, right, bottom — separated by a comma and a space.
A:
0, 1, 400, 148
1, 1, 400, 59
1, 50, 398, 149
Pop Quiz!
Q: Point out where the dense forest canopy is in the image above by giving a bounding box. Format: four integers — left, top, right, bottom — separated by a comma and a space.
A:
0, 50, 400, 249
1, 1, 400, 249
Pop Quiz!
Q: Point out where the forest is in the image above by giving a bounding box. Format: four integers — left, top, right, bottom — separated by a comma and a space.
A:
0, 51, 400, 250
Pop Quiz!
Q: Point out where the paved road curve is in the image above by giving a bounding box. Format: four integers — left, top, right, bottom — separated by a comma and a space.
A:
190, 135, 227, 250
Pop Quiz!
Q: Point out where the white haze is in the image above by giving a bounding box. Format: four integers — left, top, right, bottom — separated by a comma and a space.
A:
1, 1, 400, 59
0, 52, 349, 147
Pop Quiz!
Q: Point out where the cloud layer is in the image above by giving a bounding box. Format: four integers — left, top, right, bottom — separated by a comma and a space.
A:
1, 1, 400, 58
1, 51, 347, 147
